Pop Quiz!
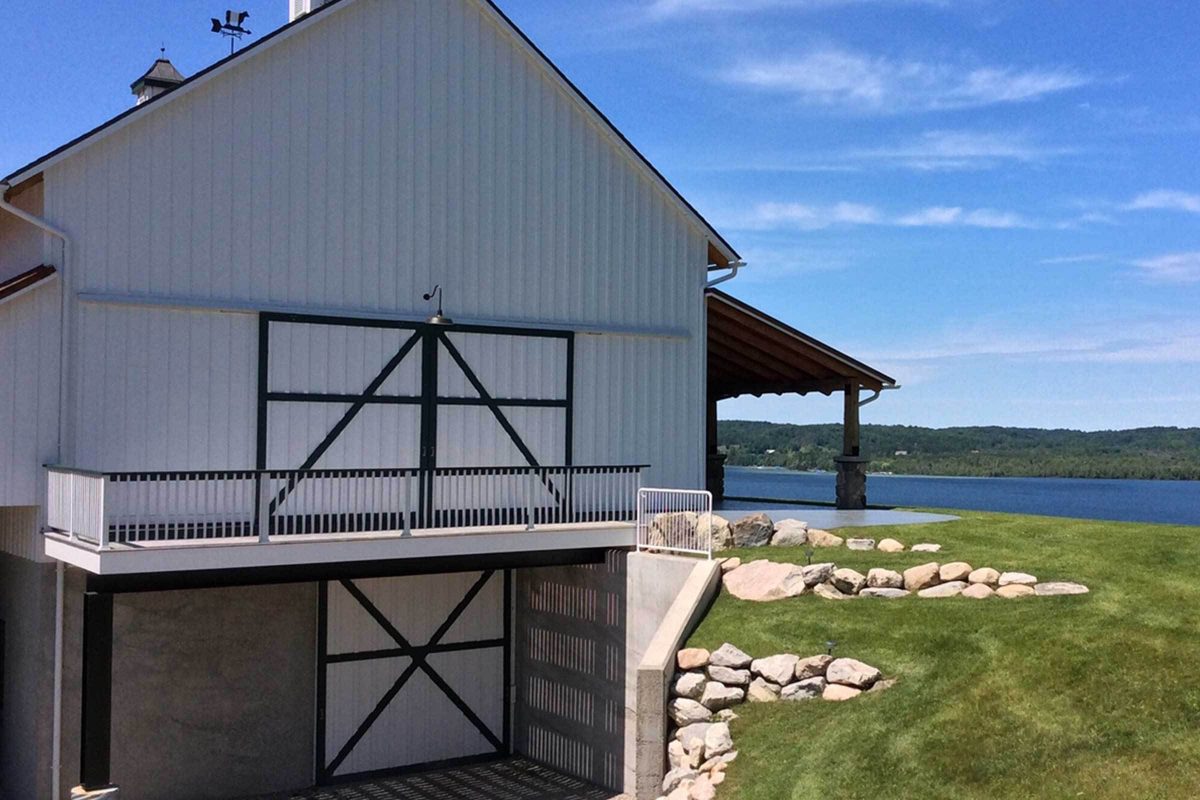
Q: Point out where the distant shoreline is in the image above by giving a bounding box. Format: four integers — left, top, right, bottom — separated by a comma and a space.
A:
726, 465, 1200, 484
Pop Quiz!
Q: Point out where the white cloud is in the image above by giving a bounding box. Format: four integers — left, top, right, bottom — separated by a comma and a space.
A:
1124, 190, 1200, 214
646, 0, 946, 18
722, 47, 1090, 113
1038, 254, 1108, 265
733, 201, 1035, 231
744, 201, 882, 230
847, 130, 1072, 171
1132, 252, 1200, 284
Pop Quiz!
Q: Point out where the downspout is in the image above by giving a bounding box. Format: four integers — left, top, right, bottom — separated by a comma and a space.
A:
859, 385, 900, 407
705, 260, 745, 288
1, 180, 71, 800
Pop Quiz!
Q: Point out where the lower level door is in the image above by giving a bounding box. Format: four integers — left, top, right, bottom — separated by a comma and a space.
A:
317, 571, 510, 782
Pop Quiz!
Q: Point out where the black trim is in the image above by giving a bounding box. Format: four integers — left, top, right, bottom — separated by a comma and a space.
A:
79, 592, 113, 791
266, 392, 567, 408
315, 579, 328, 784
326, 638, 505, 665
502, 568, 513, 751
84, 547, 610, 595
565, 334, 575, 466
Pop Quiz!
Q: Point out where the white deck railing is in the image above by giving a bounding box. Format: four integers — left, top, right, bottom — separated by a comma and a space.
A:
636, 487, 714, 558
44, 465, 645, 549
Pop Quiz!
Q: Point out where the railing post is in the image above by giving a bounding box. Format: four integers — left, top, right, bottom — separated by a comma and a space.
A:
525, 470, 535, 531
257, 474, 272, 544
68, 473, 78, 542
98, 475, 110, 550
402, 471, 412, 537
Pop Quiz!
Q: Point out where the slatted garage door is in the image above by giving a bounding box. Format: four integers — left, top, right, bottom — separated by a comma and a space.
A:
317, 571, 511, 782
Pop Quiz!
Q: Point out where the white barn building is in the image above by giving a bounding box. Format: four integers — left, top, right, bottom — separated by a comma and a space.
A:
0, 1, 894, 798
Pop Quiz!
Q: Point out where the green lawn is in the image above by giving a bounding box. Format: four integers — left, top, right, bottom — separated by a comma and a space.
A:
688, 510, 1200, 800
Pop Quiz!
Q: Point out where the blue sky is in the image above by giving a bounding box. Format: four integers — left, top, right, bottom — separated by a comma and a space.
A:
3, 0, 1199, 431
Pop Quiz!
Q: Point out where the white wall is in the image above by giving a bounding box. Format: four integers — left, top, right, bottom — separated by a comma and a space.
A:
40, 0, 709, 487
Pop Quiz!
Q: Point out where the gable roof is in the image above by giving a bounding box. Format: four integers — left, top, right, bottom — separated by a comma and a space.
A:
2, 0, 739, 263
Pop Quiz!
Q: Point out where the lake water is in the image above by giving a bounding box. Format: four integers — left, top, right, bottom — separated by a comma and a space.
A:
724, 467, 1200, 526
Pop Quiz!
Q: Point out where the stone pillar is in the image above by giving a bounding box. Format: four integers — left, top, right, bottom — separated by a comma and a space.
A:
835, 456, 869, 510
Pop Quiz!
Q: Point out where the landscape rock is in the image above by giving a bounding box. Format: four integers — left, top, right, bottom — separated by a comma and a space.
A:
710, 642, 754, 669
813, 582, 851, 601
770, 518, 809, 547
877, 538, 905, 553
722, 560, 808, 602
704, 722, 734, 757
918, 581, 968, 598
781, 677, 825, 700
700, 682, 745, 711
794, 654, 833, 680
867, 568, 904, 589
663, 768, 699, 794
860, 587, 910, 599
961, 584, 995, 600
999, 571, 1038, 586
677, 648, 710, 671
674, 722, 713, 745
939, 562, 973, 582
706, 666, 750, 686
652, 512, 700, 551
968, 567, 1001, 586
997, 584, 1036, 599
832, 567, 868, 595
689, 774, 717, 800
903, 562, 942, 591
731, 513, 775, 548
1035, 582, 1090, 596
807, 529, 845, 548
846, 538, 876, 551
700, 513, 733, 551
715, 708, 738, 723
669, 699, 711, 726
746, 676, 781, 702
667, 784, 692, 800
801, 562, 836, 586
751, 653, 800, 685
869, 678, 899, 693
673, 672, 707, 699
911, 543, 942, 553
826, 657, 881, 689
823, 684, 863, 702
718, 557, 741, 573
668, 739, 689, 770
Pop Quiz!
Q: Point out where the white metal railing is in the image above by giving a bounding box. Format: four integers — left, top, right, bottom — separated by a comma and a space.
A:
44, 465, 645, 549
636, 488, 714, 558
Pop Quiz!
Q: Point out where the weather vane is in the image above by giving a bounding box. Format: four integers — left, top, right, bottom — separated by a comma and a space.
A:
210, 10, 252, 55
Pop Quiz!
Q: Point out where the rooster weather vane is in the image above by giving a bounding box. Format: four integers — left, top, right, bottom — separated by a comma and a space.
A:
211, 10, 252, 55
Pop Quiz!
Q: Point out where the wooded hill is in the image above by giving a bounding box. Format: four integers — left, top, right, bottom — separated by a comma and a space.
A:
719, 421, 1200, 480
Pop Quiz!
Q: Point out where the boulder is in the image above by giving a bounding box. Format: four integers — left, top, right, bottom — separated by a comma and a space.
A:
700, 682, 744, 711
997, 584, 1035, 599
903, 562, 941, 591
674, 722, 713, 744
807, 529, 844, 548
667, 783, 692, 800
939, 562, 973, 582
669, 698, 711, 726
1035, 582, 1090, 596
961, 584, 994, 600
781, 677, 826, 700
747, 676, 781, 702
668, 739, 689, 770
968, 567, 1000, 586
999, 572, 1038, 586
869, 678, 898, 694
706, 665, 750, 686
709, 642, 753, 669
860, 587, 910, 599
689, 774, 717, 800
715, 708, 738, 723
831, 568, 868, 595
651, 512, 699, 551
704, 722, 734, 757
677, 648, 710, 671
846, 538, 876, 551
731, 513, 774, 548
663, 768, 699, 794
918, 581, 968, 598
911, 543, 942, 553
751, 654, 799, 685
699, 513, 733, 551
866, 568, 904, 589
823, 684, 863, 702
877, 538, 905, 553
722, 560, 807, 602
826, 658, 881, 689
673, 672, 707, 699
770, 518, 809, 547
719, 557, 741, 573
813, 582, 850, 601
794, 654, 833, 680
801, 562, 836, 586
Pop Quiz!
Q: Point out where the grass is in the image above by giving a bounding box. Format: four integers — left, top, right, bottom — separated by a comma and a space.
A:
688, 510, 1200, 800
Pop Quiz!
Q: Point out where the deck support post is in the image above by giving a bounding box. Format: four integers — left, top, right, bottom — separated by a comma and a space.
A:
78, 590, 115, 794
836, 382, 869, 510
705, 392, 726, 502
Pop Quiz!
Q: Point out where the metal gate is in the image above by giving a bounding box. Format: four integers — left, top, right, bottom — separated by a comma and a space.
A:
317, 570, 511, 781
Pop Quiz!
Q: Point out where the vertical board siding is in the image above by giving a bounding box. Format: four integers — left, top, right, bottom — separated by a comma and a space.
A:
0, 284, 61, 506
41, 0, 709, 486
0, 506, 42, 561
0, 182, 46, 283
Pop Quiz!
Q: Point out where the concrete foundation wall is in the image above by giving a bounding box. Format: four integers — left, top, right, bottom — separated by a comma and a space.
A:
108, 582, 318, 799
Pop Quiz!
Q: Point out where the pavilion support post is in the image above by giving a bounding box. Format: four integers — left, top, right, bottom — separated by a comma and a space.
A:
835, 382, 868, 510
74, 591, 118, 799
705, 392, 726, 502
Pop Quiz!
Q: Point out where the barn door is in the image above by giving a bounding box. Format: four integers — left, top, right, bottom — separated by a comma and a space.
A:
317, 571, 511, 781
